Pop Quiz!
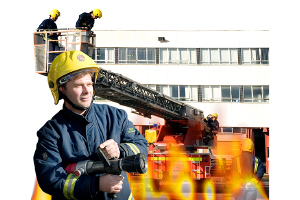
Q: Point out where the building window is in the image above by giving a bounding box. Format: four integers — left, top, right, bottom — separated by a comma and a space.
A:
219, 127, 246, 134
243, 86, 269, 102
241, 48, 269, 65
159, 48, 196, 64
119, 48, 155, 64
202, 86, 240, 102
92, 48, 115, 64
160, 85, 198, 101
200, 48, 238, 65
145, 84, 156, 91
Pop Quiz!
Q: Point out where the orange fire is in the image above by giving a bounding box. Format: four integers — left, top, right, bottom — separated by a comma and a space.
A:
31, 179, 51, 200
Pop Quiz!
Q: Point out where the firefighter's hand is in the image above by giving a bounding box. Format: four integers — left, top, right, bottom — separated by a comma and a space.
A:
99, 139, 120, 159
99, 174, 124, 193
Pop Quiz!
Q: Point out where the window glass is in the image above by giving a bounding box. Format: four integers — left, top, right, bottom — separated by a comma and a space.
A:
190, 49, 196, 64
147, 48, 155, 64
179, 48, 188, 64
119, 48, 126, 63
263, 86, 269, 102
179, 85, 186, 99
231, 86, 240, 102
127, 48, 136, 63
230, 49, 238, 64
191, 86, 198, 101
244, 86, 252, 102
233, 128, 242, 134
261, 48, 269, 64
212, 86, 221, 102
210, 49, 219, 64
200, 49, 209, 64
252, 86, 262, 102
137, 48, 146, 63
221, 86, 231, 102
169, 49, 178, 64
107, 48, 114, 63
161, 85, 169, 95
170, 85, 178, 99
202, 86, 212, 101
220, 49, 229, 63
251, 48, 260, 64
242, 48, 250, 64
146, 84, 156, 90
223, 128, 233, 133
160, 48, 168, 64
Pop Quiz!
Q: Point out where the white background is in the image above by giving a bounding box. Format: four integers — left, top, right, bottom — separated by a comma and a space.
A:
0, 0, 297, 199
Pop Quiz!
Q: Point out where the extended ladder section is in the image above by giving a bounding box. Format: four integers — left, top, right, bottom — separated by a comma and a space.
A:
95, 68, 204, 121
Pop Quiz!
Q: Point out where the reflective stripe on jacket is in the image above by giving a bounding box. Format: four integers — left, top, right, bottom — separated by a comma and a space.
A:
34, 103, 148, 200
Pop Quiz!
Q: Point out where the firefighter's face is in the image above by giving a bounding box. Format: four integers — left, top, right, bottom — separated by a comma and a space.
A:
212, 116, 216, 121
59, 74, 93, 113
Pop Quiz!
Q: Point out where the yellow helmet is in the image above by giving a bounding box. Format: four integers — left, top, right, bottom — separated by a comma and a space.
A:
92, 9, 102, 18
50, 9, 60, 18
48, 50, 99, 105
240, 138, 254, 152
211, 113, 218, 119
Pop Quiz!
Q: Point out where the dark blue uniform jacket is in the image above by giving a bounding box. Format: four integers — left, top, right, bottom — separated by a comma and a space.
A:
37, 18, 59, 40
34, 103, 148, 200
75, 12, 95, 31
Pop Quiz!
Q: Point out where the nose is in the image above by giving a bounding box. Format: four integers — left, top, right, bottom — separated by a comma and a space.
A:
82, 84, 92, 93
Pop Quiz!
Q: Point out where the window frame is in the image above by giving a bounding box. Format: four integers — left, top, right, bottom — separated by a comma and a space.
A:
200, 48, 238, 65
159, 48, 196, 64
241, 48, 269, 65
92, 47, 115, 64
160, 85, 198, 101
119, 48, 156, 64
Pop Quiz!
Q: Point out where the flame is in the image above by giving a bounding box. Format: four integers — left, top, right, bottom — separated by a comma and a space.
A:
31, 179, 51, 200
203, 180, 216, 200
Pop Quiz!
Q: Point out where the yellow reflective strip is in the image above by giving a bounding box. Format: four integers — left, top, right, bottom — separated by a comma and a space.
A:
126, 143, 140, 154
128, 192, 133, 200
236, 157, 241, 175
63, 174, 78, 200
70, 175, 78, 199
254, 157, 258, 174
63, 174, 72, 199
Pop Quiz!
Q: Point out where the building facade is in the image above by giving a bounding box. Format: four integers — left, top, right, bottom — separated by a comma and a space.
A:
92, 30, 269, 173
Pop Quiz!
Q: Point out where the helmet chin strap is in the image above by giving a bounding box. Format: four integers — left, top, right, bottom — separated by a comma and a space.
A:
61, 93, 93, 112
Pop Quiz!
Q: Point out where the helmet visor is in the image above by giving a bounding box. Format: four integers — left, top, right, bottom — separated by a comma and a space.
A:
58, 68, 98, 87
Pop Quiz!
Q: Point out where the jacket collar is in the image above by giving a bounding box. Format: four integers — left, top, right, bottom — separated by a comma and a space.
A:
62, 103, 94, 124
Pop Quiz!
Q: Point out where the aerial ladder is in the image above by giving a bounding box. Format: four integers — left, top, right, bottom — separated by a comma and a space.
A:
32, 30, 224, 199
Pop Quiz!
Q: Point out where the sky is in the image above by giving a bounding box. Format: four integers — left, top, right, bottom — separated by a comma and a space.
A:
0, 0, 298, 199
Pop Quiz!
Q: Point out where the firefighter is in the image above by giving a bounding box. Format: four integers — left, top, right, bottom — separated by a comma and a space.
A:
203, 113, 219, 146
33, 50, 148, 200
75, 9, 102, 32
37, 9, 61, 63
231, 138, 264, 200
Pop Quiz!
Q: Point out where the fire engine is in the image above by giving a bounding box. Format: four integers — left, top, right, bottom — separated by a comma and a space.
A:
32, 29, 228, 199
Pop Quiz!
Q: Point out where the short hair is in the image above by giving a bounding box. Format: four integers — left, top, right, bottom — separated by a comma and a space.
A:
59, 71, 94, 90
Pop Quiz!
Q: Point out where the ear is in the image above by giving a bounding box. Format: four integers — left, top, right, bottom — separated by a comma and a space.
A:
59, 86, 65, 95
